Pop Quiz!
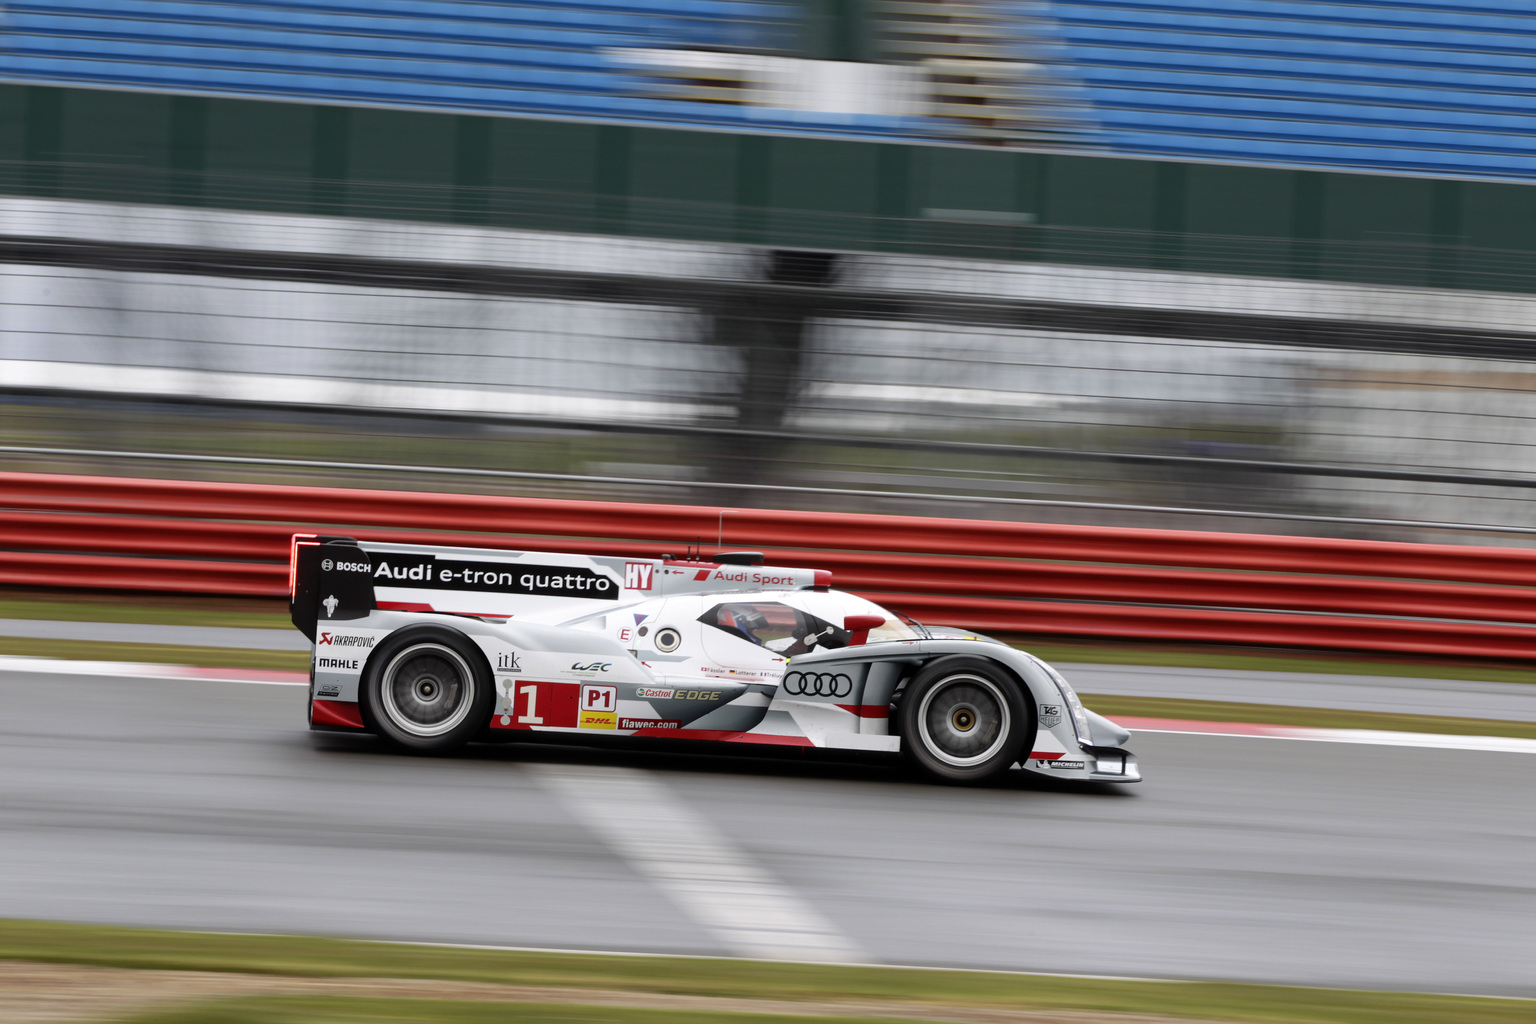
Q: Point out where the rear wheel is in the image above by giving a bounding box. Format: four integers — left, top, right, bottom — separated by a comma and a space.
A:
899, 656, 1029, 783
360, 627, 493, 752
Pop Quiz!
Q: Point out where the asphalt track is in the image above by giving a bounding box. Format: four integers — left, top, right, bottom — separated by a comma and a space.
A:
2, 669, 1533, 997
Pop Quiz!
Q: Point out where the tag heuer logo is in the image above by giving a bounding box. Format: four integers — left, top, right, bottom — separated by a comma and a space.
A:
1039, 704, 1062, 728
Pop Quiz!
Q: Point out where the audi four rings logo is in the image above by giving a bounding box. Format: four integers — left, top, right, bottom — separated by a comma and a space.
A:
782, 672, 853, 697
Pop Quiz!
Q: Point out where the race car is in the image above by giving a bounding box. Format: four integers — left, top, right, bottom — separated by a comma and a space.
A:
290, 535, 1139, 784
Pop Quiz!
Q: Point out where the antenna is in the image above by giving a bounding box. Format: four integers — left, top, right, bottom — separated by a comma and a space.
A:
717, 509, 734, 552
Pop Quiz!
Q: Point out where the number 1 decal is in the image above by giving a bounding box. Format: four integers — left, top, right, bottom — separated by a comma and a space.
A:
518, 683, 544, 724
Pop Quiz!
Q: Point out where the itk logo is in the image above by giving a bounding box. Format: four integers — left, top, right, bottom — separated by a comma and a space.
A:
624, 562, 654, 590
497, 651, 521, 672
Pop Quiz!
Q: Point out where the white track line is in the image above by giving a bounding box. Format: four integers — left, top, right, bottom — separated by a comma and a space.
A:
533, 763, 866, 963
2, 655, 1528, 753
1122, 717, 1536, 755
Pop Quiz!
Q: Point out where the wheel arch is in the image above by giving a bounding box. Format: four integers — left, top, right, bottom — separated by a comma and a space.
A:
887, 650, 1037, 737
357, 621, 496, 745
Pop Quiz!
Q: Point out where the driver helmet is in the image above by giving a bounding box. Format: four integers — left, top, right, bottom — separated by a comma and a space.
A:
720, 605, 771, 641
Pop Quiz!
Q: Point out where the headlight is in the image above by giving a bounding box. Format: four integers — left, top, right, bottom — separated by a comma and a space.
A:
1062, 687, 1093, 747
1034, 657, 1093, 748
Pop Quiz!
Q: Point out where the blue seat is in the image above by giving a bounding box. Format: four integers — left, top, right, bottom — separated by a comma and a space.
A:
6, 0, 1536, 175
10, 16, 637, 65
1045, 0, 1536, 178
0, 0, 893, 134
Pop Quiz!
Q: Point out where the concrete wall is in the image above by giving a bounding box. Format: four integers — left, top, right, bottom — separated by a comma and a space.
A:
5, 84, 1536, 293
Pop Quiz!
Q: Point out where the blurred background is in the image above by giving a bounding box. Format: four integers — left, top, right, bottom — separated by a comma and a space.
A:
3, 0, 1536, 541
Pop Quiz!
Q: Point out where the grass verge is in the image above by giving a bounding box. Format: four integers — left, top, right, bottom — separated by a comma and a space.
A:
0, 637, 307, 673
119, 998, 884, 1024
1, 919, 1527, 1024
0, 590, 289, 630
1017, 640, 1535, 686
1079, 693, 1536, 740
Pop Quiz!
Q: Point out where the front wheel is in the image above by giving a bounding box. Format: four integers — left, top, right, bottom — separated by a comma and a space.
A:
898, 656, 1030, 783
360, 627, 493, 752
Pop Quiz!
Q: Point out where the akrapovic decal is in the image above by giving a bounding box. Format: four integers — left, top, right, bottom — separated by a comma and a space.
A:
369, 554, 619, 598
318, 632, 375, 648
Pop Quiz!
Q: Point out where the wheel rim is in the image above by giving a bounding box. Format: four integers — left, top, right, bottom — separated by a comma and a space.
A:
915, 674, 1011, 767
379, 643, 475, 737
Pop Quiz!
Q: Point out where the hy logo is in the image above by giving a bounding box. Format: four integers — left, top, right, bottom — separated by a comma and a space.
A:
322, 595, 339, 618
624, 562, 654, 590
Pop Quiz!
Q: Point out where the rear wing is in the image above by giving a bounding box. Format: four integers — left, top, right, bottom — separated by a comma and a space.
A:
289, 536, 830, 641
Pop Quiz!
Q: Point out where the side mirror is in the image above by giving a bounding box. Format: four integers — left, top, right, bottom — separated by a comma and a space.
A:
843, 614, 885, 645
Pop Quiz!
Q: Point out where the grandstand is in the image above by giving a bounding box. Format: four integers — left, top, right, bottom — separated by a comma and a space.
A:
0, 0, 929, 137
3, 2, 1536, 179
1043, 0, 1536, 179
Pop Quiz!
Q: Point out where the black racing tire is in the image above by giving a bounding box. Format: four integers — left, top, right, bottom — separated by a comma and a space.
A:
898, 655, 1031, 783
359, 626, 494, 753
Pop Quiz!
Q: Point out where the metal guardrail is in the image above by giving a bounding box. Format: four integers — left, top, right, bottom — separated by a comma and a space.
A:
5, 445, 1536, 536
3, 469, 1534, 659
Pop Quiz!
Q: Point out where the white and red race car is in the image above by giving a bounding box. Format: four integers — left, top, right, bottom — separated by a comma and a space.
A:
290, 536, 1139, 784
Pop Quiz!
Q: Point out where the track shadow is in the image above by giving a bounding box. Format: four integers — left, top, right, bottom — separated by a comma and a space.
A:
308, 730, 1138, 796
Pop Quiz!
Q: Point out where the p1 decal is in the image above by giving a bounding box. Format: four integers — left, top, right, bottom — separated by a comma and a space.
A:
580, 684, 618, 729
